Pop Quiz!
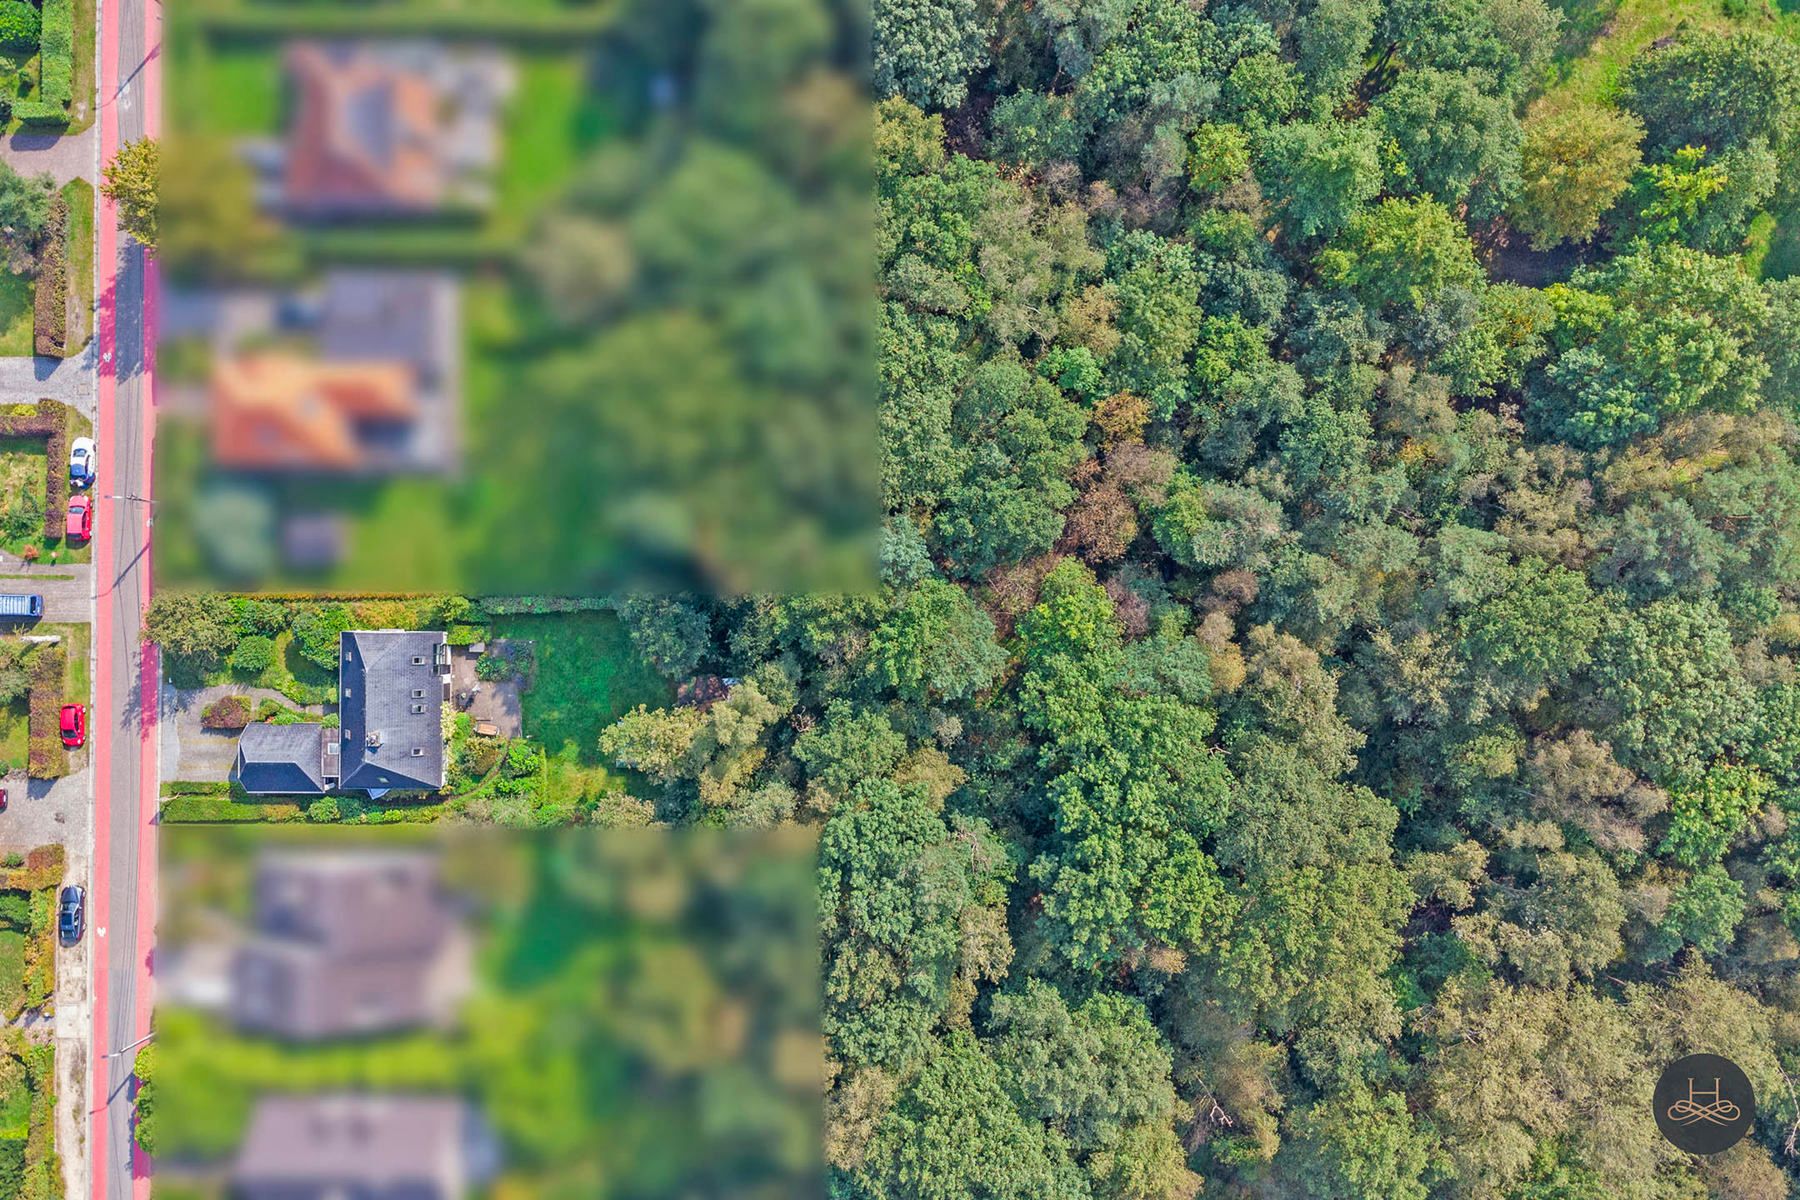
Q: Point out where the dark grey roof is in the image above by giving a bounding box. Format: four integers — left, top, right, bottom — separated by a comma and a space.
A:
230, 1094, 498, 1200
339, 631, 447, 793
235, 723, 330, 796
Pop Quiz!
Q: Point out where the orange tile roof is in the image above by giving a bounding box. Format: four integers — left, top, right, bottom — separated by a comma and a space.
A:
284, 42, 450, 212
211, 354, 418, 471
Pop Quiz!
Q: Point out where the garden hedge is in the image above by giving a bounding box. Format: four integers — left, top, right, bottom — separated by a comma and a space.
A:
14, 0, 72, 124
24, 645, 64, 779
160, 794, 303, 823
0, 1, 40, 52
32, 193, 67, 357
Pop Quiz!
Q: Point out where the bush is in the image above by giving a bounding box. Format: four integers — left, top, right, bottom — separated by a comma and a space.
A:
0, 401, 70, 542
291, 604, 352, 672
33, 0, 70, 107
446, 623, 488, 646
24, 645, 63, 779
159, 780, 230, 797
160, 795, 303, 823
475, 653, 512, 682
32, 194, 67, 357
228, 635, 275, 674
200, 695, 250, 730
306, 797, 340, 823
0, 1, 39, 51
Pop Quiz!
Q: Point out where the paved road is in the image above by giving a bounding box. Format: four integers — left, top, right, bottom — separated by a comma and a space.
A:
89, 0, 156, 1191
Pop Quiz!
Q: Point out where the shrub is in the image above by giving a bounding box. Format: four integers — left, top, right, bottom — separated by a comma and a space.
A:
291, 604, 352, 672
306, 797, 340, 823
159, 780, 230, 797
446, 623, 488, 646
475, 653, 512, 682
159, 795, 303, 823
200, 695, 251, 730
32, 195, 67, 357
33, 0, 70, 108
0, 2, 39, 51
24, 645, 63, 779
229, 635, 275, 674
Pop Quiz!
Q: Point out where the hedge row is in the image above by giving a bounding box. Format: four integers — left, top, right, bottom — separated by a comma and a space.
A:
480, 596, 613, 615
0, 845, 62, 891
201, 6, 616, 40
160, 780, 230, 797
24, 645, 64, 780
14, 0, 72, 125
160, 794, 303, 823
33, 193, 67, 357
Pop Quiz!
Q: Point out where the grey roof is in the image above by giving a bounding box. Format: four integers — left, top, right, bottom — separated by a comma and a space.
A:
338, 631, 448, 793
230, 1094, 498, 1200
234, 851, 457, 1041
235, 723, 331, 796
318, 271, 456, 391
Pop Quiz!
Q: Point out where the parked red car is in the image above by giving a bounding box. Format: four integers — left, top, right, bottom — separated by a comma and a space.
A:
59, 704, 84, 748
64, 494, 91, 542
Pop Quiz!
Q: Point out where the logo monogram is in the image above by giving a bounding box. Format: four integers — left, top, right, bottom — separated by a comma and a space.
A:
1666, 1077, 1742, 1127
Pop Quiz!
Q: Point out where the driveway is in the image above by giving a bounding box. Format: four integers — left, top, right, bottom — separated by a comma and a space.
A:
0, 346, 99, 416
159, 683, 328, 784
0, 123, 98, 187
0, 562, 94, 625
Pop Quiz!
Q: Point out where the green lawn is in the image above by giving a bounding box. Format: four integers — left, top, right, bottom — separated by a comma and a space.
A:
0, 437, 46, 558
0, 271, 33, 357
490, 610, 668, 765
0, 704, 27, 773
62, 179, 93, 353
41, 622, 89, 706
173, 38, 281, 137
1538, 0, 1744, 111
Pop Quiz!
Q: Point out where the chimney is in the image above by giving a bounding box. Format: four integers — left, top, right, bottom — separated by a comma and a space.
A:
366, 730, 383, 749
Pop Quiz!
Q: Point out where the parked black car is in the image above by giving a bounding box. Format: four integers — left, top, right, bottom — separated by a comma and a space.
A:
58, 885, 83, 945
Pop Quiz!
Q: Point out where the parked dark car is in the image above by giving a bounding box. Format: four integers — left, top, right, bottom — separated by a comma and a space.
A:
58, 885, 83, 944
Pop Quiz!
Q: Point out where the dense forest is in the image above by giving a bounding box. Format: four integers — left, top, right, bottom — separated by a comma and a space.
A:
595, 0, 1800, 1195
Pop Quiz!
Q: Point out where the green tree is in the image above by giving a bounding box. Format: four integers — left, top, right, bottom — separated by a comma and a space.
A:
1256, 118, 1383, 242
868, 578, 1007, 702
1318, 197, 1482, 317
102, 137, 158, 249
1277, 1084, 1437, 1200
1511, 101, 1644, 249
872, 0, 992, 111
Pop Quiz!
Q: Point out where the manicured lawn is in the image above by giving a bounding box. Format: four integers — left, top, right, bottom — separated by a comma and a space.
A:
174, 38, 282, 137
489, 610, 668, 765
0, 271, 33, 357
42, 622, 89, 706
62, 179, 93, 352
0, 703, 27, 772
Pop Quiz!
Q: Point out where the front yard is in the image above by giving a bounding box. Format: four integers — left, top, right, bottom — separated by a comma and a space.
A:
0, 271, 33, 357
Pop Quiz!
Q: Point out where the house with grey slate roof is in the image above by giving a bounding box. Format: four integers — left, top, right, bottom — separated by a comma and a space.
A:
230, 1093, 500, 1200
233, 629, 450, 797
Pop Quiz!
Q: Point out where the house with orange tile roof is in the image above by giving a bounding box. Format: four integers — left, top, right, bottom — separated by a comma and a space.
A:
279, 40, 510, 218
210, 355, 417, 472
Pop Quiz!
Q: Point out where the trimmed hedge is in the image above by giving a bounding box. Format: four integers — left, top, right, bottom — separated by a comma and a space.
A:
0, 1, 39, 51
160, 794, 303, 823
160, 780, 230, 797
24, 644, 64, 779
33, 193, 67, 357
14, 0, 72, 125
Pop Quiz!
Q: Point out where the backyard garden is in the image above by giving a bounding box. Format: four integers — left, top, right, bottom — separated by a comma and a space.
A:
0, 173, 94, 360
0, 400, 88, 565
148, 594, 672, 826
0, 845, 61, 1200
